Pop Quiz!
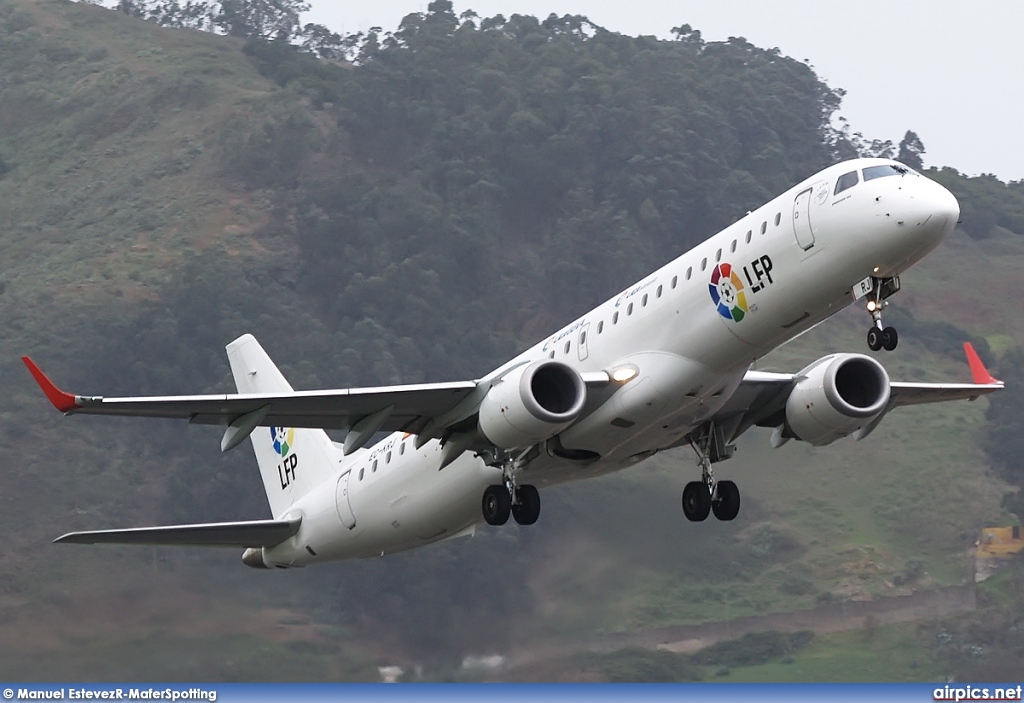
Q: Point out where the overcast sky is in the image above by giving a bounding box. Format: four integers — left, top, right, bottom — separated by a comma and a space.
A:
304, 0, 1024, 182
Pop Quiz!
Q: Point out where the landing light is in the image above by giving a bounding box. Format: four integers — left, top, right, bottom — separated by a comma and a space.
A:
866, 300, 878, 312
611, 366, 639, 383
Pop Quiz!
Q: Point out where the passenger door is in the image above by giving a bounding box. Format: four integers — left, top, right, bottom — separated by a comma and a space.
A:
792, 187, 815, 250
335, 470, 356, 530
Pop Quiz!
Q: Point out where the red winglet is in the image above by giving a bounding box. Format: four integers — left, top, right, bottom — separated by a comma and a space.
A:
963, 343, 1000, 385
21, 356, 79, 412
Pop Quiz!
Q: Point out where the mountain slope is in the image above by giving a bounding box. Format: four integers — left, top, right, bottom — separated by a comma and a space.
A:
0, 0, 1016, 680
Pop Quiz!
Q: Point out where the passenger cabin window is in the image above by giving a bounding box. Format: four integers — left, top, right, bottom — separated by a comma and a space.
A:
581, 331, 587, 345
685, 267, 691, 280
627, 303, 634, 315
598, 320, 604, 334
358, 468, 364, 480
372, 459, 378, 473
701, 257, 707, 271
641, 294, 648, 307
673, 275, 679, 287
386, 451, 392, 464
730, 240, 736, 253
774, 213, 781, 226
863, 164, 908, 181
564, 341, 570, 354
745, 230, 752, 243
834, 170, 859, 194
715, 248, 722, 262
760, 222, 767, 235
613, 311, 619, 324
400, 442, 406, 456
656, 285, 663, 298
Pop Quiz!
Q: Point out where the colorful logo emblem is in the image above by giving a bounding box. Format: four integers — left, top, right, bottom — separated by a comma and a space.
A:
270, 426, 295, 456
709, 263, 748, 322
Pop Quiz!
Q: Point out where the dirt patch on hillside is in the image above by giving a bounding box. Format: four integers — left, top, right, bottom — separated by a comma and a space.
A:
503, 583, 976, 669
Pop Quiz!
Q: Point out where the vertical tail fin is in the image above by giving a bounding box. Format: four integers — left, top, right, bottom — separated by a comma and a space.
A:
226, 334, 338, 519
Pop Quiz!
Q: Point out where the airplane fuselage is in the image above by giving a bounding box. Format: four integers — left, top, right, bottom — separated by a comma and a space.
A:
264, 158, 960, 566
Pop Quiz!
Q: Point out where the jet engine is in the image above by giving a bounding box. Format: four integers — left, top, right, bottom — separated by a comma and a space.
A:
478, 360, 587, 449
784, 353, 890, 446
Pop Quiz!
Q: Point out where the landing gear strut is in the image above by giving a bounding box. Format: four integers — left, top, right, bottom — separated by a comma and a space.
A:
481, 449, 540, 526
863, 276, 900, 352
682, 423, 740, 522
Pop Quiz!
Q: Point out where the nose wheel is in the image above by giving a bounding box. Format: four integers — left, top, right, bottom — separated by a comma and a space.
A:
866, 325, 898, 352
861, 276, 901, 352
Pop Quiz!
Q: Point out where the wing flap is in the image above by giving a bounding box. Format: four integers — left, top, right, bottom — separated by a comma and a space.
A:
54, 518, 301, 547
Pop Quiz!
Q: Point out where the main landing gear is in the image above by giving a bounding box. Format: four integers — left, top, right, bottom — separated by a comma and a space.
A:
863, 276, 900, 352
481, 450, 540, 526
481, 484, 540, 526
682, 423, 740, 522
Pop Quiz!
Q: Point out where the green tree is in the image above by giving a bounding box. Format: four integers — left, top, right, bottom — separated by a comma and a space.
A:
898, 129, 925, 169
215, 0, 308, 39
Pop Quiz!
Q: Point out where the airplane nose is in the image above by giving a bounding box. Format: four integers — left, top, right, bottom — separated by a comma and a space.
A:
901, 176, 960, 244
931, 180, 960, 227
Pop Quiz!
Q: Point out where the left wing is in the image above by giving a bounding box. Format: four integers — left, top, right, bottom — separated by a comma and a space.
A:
23, 355, 477, 433
22, 356, 614, 451
706, 342, 1003, 445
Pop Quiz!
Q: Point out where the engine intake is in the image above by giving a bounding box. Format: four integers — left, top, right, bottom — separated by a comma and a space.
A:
785, 354, 890, 446
478, 360, 587, 449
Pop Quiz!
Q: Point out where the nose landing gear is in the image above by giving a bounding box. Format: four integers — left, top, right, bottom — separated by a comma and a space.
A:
861, 276, 900, 352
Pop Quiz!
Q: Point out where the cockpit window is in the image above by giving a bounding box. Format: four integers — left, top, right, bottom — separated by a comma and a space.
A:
834, 170, 859, 195
863, 164, 909, 181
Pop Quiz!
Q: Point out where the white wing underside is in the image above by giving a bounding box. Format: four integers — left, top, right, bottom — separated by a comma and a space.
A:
23, 347, 1000, 447
703, 369, 1003, 446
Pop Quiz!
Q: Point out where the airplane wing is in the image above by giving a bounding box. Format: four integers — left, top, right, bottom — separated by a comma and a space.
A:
23, 355, 614, 452
23, 355, 478, 433
706, 342, 1003, 445
54, 517, 301, 547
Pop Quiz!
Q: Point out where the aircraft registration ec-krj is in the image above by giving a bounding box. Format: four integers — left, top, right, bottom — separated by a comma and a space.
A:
24, 157, 1004, 569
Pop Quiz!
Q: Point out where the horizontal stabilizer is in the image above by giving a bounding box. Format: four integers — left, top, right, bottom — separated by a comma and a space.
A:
54, 517, 300, 548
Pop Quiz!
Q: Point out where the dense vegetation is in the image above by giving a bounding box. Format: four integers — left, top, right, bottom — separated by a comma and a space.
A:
0, 0, 1021, 680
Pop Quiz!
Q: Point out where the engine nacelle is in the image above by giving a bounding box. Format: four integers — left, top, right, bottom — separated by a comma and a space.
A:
785, 354, 890, 446
478, 360, 587, 449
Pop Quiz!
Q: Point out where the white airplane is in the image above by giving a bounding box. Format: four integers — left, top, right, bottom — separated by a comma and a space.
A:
24, 157, 1004, 569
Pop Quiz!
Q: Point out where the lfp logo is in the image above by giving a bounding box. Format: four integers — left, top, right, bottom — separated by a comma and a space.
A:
270, 426, 295, 456
708, 263, 748, 322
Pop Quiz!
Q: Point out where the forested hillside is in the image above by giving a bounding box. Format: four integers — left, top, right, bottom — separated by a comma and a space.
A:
0, 0, 1021, 681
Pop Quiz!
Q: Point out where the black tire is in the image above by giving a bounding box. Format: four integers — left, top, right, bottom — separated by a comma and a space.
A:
712, 480, 741, 521
881, 326, 898, 351
511, 484, 541, 525
682, 481, 711, 522
482, 485, 511, 526
866, 327, 883, 351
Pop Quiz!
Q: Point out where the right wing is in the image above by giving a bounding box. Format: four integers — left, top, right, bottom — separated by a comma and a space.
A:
54, 517, 300, 547
690, 342, 1003, 447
